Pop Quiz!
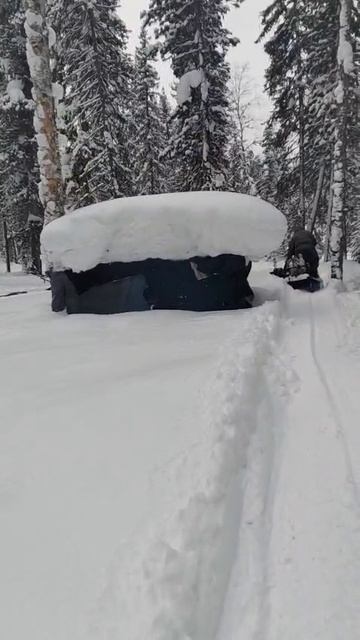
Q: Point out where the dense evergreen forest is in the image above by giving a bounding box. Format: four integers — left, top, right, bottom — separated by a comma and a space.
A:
0, 0, 359, 278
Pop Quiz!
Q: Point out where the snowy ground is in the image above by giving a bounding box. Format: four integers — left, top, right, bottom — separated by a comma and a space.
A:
0, 263, 48, 296
1, 261, 360, 640
219, 262, 360, 640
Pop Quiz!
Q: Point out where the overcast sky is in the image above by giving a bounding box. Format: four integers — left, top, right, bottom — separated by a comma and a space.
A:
121, 0, 271, 131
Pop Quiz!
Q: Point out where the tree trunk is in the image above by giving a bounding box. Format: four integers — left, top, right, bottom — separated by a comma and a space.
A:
324, 164, 334, 262
330, 134, 346, 280
3, 219, 11, 273
309, 159, 326, 234
330, 0, 353, 280
23, 0, 64, 225
299, 83, 306, 228
29, 221, 42, 274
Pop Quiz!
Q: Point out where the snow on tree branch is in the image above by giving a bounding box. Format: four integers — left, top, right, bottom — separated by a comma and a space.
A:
338, 0, 355, 75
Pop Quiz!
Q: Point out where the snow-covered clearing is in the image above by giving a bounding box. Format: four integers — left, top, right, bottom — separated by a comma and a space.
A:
1, 261, 360, 640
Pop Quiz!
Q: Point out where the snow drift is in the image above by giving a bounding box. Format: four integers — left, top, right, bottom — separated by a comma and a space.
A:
88, 303, 285, 640
41, 192, 286, 272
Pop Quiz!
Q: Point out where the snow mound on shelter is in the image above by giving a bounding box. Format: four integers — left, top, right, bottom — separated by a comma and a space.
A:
41, 191, 286, 273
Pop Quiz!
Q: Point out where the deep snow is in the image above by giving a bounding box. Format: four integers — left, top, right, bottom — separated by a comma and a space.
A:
218, 263, 360, 640
1, 261, 360, 640
0, 268, 48, 296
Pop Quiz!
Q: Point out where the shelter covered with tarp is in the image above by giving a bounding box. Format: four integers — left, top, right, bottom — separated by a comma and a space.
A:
41, 192, 286, 314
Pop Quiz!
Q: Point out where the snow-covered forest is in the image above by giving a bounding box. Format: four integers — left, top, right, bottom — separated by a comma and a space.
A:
0, 0, 359, 278
2, 3, 360, 640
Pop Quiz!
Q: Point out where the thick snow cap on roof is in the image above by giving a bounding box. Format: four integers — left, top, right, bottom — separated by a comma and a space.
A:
41, 192, 287, 272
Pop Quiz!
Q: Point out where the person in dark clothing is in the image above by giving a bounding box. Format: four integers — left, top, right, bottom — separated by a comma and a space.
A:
286, 228, 320, 278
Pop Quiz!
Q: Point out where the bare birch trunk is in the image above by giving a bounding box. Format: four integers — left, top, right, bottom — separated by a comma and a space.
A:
23, 0, 64, 225
330, 0, 353, 280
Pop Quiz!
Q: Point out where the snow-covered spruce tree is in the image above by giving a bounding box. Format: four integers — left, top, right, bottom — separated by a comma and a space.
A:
24, 0, 64, 226
259, 1, 340, 231
297, 0, 358, 248
259, 0, 309, 225
348, 133, 360, 260
159, 89, 174, 147
306, 1, 358, 250
347, 59, 360, 261
132, 27, 164, 195
146, 0, 242, 191
260, 0, 360, 248
303, 1, 338, 235
330, 0, 357, 279
259, 120, 301, 254
258, 122, 281, 205
348, 4, 360, 259
158, 88, 176, 193
50, 0, 132, 208
0, 0, 43, 272
228, 65, 260, 195
228, 133, 262, 196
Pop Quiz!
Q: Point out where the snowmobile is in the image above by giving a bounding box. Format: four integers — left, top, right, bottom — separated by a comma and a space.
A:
271, 255, 323, 292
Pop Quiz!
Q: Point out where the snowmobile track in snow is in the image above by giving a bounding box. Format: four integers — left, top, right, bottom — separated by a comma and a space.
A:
308, 294, 360, 513
218, 285, 360, 640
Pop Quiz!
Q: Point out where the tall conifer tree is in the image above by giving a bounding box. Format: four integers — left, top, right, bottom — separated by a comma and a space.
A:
146, 0, 242, 191
132, 27, 164, 195
50, 0, 132, 208
260, 0, 359, 271
0, 0, 43, 271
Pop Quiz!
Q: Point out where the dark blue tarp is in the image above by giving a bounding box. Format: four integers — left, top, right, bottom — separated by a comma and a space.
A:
49, 256, 253, 314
